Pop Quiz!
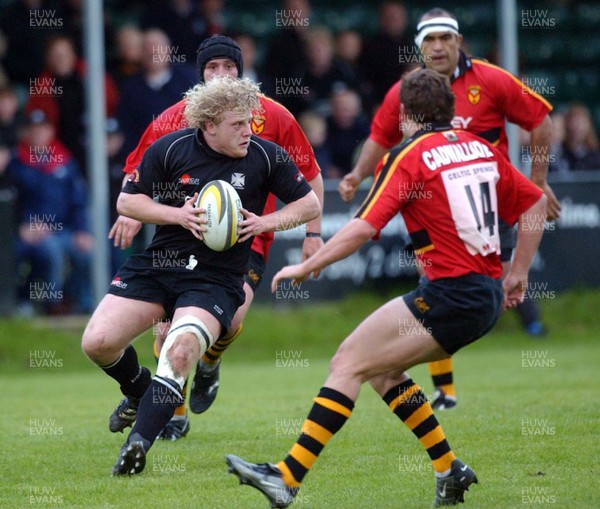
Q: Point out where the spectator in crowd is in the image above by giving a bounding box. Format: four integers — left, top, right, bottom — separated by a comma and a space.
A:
359, 0, 414, 106
285, 26, 361, 117
142, 0, 225, 63
298, 109, 333, 177
0, 85, 22, 149
26, 34, 120, 177
0, 0, 49, 88
334, 29, 362, 70
110, 25, 145, 85
334, 29, 373, 112
0, 29, 10, 88
105, 117, 131, 275
558, 102, 600, 171
264, 0, 311, 98
548, 109, 567, 173
117, 28, 196, 156
326, 88, 370, 178
3, 109, 93, 315
231, 32, 267, 87
199, 0, 226, 37
54, 0, 116, 57
0, 141, 11, 191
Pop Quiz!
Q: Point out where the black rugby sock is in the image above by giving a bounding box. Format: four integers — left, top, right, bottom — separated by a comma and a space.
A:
101, 345, 151, 398
128, 378, 184, 448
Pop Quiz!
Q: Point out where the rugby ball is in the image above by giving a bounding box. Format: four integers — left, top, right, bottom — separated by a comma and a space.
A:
195, 180, 243, 251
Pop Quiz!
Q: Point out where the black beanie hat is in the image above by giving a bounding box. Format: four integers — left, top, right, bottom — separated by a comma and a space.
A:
196, 35, 243, 81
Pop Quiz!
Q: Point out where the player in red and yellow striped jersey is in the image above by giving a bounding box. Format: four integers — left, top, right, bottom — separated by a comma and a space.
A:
339, 8, 560, 409
227, 68, 547, 508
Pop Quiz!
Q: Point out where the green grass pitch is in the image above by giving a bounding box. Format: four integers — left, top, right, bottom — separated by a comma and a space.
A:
1, 289, 598, 508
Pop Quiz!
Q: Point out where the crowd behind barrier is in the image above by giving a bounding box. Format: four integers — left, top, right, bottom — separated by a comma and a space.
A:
0, 0, 598, 316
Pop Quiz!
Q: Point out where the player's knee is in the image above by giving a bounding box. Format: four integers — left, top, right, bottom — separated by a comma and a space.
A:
81, 324, 114, 361
329, 346, 350, 375
329, 342, 367, 380
156, 315, 215, 387
166, 333, 198, 374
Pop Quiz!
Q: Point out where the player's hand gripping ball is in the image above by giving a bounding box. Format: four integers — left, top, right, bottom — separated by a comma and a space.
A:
195, 180, 243, 251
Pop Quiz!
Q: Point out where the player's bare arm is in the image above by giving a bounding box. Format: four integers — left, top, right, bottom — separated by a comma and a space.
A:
503, 194, 547, 309
117, 191, 207, 240
529, 115, 561, 220
338, 138, 388, 202
238, 190, 320, 243
303, 173, 325, 276
108, 173, 143, 249
271, 218, 375, 291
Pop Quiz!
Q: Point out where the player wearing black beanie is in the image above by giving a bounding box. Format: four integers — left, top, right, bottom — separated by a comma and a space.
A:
196, 35, 243, 81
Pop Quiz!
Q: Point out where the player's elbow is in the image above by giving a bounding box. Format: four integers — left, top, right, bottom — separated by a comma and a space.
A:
303, 191, 321, 222
116, 192, 134, 217
535, 193, 548, 214
522, 193, 548, 224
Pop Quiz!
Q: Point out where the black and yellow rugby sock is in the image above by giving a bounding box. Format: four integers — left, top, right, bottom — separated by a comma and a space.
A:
201, 324, 243, 366
153, 338, 187, 416
277, 387, 354, 488
383, 378, 456, 475
428, 358, 456, 397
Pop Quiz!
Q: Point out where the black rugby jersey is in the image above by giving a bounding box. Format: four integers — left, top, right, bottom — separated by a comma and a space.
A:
122, 128, 312, 275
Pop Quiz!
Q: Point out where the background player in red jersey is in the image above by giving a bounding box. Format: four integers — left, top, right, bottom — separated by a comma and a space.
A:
227, 68, 547, 509
107, 35, 324, 439
338, 8, 560, 410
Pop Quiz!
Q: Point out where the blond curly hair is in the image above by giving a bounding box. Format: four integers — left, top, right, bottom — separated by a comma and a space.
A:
184, 76, 262, 130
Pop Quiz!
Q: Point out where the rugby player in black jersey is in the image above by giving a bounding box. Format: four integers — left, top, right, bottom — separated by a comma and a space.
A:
81, 76, 320, 475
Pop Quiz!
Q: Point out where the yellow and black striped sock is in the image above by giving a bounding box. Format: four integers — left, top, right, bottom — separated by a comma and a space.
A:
153, 337, 187, 416
277, 387, 354, 488
383, 378, 456, 475
201, 324, 243, 365
428, 358, 455, 397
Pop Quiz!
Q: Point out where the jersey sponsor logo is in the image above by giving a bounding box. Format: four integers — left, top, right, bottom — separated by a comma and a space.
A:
251, 115, 266, 135
179, 173, 201, 185
467, 85, 481, 105
231, 173, 246, 189
451, 116, 473, 129
110, 276, 128, 289
128, 168, 140, 183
